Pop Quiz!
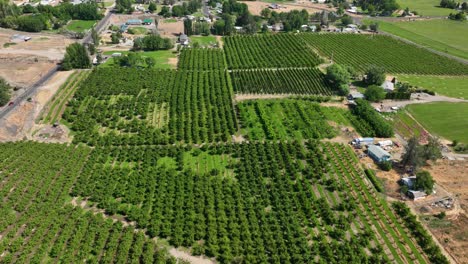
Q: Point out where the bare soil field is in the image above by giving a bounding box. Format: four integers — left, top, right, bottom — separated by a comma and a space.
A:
240, 1, 333, 16
0, 54, 56, 88
0, 71, 74, 142
158, 20, 184, 39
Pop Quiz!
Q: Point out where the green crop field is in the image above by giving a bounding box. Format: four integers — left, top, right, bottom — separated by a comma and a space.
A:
407, 102, 468, 144
101, 50, 176, 69
66, 20, 97, 32
178, 48, 226, 70
224, 34, 323, 69
396, 0, 453, 16
299, 33, 468, 75
397, 75, 468, 99
379, 20, 468, 60
231, 68, 334, 95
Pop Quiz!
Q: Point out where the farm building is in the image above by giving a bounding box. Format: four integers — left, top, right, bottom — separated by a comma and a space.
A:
348, 91, 365, 100
179, 34, 189, 45
352, 137, 374, 145
401, 176, 417, 189
367, 145, 392, 162
142, 19, 153, 25
120, 24, 129, 32
126, 19, 143, 25
382, 80, 395, 92
407, 190, 426, 201
378, 140, 393, 147
269, 3, 279, 9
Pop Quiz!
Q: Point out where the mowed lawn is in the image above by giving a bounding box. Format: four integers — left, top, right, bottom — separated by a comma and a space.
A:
397, 75, 468, 99
190, 35, 217, 47
379, 20, 468, 60
396, 0, 453, 16
101, 50, 177, 69
407, 102, 468, 143
66, 20, 97, 32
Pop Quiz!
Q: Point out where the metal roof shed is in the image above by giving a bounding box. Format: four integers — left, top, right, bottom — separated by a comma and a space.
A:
367, 145, 392, 162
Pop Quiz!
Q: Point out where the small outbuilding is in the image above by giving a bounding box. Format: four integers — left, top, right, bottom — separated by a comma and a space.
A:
382, 80, 395, 92
378, 140, 393, 147
348, 92, 365, 100
179, 33, 189, 45
142, 18, 153, 25
126, 19, 143, 25
408, 190, 426, 201
367, 145, 392, 162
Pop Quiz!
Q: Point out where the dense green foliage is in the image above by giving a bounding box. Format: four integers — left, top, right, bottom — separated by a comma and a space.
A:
231, 68, 335, 95
350, 99, 394, 137
0, 142, 177, 263
224, 34, 323, 69
325, 64, 351, 96
133, 34, 174, 51
238, 100, 338, 140
364, 85, 386, 102
62, 43, 91, 70
300, 33, 468, 75
414, 170, 435, 194
364, 66, 386, 85
0, 77, 12, 106
178, 48, 226, 70
63, 68, 237, 145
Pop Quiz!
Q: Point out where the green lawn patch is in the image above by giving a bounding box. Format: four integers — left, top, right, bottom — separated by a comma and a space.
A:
66, 20, 97, 32
3, 42, 16, 48
396, 0, 453, 16
190, 35, 217, 47
183, 150, 235, 178
378, 20, 468, 60
397, 75, 468, 99
407, 102, 468, 144
163, 18, 178, 23
127, 26, 147, 35
101, 50, 176, 69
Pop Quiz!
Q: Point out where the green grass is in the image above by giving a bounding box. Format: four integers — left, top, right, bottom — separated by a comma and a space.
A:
378, 20, 468, 60
407, 102, 468, 144
397, 75, 468, 99
162, 18, 178, 23
190, 35, 217, 47
396, 0, 453, 16
101, 50, 176, 69
183, 150, 235, 178
127, 26, 147, 35
66, 20, 97, 32
3, 42, 16, 48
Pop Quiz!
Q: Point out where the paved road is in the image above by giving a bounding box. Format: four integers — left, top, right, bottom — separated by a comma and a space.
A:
82, 11, 113, 44
0, 65, 59, 121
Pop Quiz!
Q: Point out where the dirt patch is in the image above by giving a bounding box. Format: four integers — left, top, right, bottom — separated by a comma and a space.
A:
0, 54, 56, 88
157, 20, 184, 39
168, 57, 178, 67
240, 1, 332, 16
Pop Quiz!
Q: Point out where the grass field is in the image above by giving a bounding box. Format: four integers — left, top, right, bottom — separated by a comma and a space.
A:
101, 50, 176, 69
190, 35, 217, 47
379, 20, 468, 60
162, 18, 178, 23
396, 0, 453, 16
407, 102, 468, 143
127, 26, 147, 35
397, 75, 468, 99
66, 20, 97, 32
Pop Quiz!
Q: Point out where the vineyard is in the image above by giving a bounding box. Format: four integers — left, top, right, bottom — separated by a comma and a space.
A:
63, 68, 237, 145
299, 33, 468, 75
230, 68, 335, 95
178, 48, 226, 70
0, 142, 179, 263
223, 34, 323, 69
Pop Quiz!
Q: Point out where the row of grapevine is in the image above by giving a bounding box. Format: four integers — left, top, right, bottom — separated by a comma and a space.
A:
230, 68, 335, 95
69, 140, 430, 263
0, 142, 179, 263
223, 34, 323, 69
237, 99, 338, 140
63, 68, 237, 145
178, 48, 226, 70
300, 33, 468, 75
